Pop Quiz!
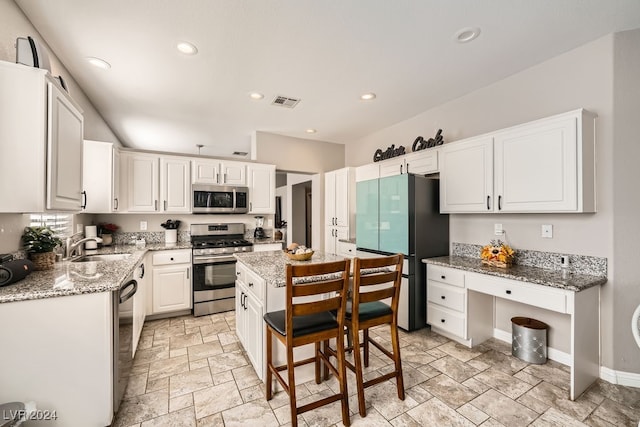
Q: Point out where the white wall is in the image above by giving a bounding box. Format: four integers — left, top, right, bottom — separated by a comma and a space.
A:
285, 173, 321, 249
347, 33, 635, 371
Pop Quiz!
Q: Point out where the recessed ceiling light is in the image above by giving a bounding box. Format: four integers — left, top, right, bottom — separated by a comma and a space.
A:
177, 41, 198, 55
305, 129, 317, 134
360, 93, 376, 101
249, 92, 264, 100
454, 27, 481, 43
86, 57, 111, 69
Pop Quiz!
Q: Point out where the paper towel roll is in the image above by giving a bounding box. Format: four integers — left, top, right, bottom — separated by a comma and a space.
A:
85, 225, 97, 237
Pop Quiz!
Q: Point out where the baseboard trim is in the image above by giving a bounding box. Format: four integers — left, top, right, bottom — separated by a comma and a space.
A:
493, 328, 572, 366
600, 366, 640, 388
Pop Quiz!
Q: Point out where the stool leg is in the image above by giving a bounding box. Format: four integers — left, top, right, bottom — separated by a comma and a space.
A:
390, 321, 405, 400
336, 327, 351, 426
266, 326, 273, 400
322, 339, 330, 381
351, 326, 367, 417
287, 342, 298, 427
315, 341, 321, 384
346, 326, 353, 353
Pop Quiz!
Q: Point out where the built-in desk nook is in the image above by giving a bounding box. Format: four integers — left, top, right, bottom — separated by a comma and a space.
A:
423, 255, 607, 400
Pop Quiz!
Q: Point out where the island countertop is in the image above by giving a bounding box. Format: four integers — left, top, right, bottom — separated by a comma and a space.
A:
0, 242, 192, 304
423, 255, 607, 292
234, 250, 346, 288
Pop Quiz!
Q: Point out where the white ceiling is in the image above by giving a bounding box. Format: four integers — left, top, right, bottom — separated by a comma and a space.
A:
15, 0, 640, 158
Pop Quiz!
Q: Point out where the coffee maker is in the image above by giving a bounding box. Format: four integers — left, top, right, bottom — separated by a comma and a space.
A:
254, 216, 266, 239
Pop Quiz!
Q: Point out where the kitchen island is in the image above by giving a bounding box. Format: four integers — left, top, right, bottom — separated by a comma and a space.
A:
234, 250, 346, 384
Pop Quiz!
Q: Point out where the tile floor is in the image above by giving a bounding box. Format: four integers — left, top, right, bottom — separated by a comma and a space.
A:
112, 312, 640, 426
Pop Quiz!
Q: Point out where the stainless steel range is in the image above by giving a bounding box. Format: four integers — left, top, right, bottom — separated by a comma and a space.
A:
191, 223, 253, 317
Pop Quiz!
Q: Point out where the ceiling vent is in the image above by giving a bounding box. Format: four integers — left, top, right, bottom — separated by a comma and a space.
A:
271, 95, 300, 108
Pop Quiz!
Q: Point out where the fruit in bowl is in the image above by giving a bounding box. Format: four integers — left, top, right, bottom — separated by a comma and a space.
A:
284, 243, 314, 260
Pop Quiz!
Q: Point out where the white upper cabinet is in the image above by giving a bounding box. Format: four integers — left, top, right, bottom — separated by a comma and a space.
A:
325, 167, 354, 228
440, 109, 596, 214
83, 140, 118, 213
247, 163, 275, 213
192, 159, 246, 185
120, 152, 190, 213
494, 111, 595, 212
160, 157, 191, 212
0, 61, 84, 212
440, 136, 494, 213
355, 163, 380, 182
378, 157, 407, 178
377, 149, 439, 178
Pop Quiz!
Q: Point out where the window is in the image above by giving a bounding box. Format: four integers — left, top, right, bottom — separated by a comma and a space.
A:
28, 213, 73, 237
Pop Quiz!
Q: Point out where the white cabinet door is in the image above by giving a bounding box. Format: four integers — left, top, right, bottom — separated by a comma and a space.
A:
46, 81, 84, 211
494, 115, 578, 212
152, 265, 191, 313
379, 157, 406, 178
160, 157, 191, 213
132, 261, 146, 357
245, 292, 264, 379
123, 152, 160, 212
324, 227, 337, 254
405, 149, 438, 175
113, 149, 121, 212
355, 163, 379, 182
83, 140, 115, 213
334, 168, 350, 227
324, 170, 337, 227
248, 163, 276, 213
440, 136, 494, 213
193, 159, 246, 185
235, 283, 247, 344
221, 161, 246, 185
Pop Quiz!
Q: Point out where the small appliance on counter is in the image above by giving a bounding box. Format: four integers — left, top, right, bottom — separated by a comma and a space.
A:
254, 216, 266, 239
0, 254, 35, 288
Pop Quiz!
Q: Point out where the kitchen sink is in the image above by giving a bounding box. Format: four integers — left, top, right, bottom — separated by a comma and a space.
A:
71, 253, 132, 262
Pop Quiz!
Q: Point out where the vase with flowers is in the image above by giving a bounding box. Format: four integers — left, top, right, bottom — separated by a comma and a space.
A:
161, 219, 181, 244
98, 223, 119, 246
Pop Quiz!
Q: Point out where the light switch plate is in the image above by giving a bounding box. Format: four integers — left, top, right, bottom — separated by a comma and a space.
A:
140, 221, 147, 231
541, 224, 553, 238
494, 223, 503, 235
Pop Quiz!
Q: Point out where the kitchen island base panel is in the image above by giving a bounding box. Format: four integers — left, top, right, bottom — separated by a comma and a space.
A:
0, 291, 113, 426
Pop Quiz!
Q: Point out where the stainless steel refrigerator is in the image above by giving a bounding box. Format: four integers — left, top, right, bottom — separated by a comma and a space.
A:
356, 174, 449, 331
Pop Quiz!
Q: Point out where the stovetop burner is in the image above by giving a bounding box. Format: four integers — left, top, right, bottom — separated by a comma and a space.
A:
192, 238, 252, 249
191, 223, 253, 256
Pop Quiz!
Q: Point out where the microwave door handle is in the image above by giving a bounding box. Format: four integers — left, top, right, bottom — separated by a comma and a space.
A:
206, 192, 211, 208
232, 188, 237, 212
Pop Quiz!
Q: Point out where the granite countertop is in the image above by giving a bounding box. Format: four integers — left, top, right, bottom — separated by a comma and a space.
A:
0, 242, 192, 304
235, 250, 347, 287
423, 255, 607, 292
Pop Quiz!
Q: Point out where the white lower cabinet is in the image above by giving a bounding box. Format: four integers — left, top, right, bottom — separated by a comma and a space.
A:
235, 263, 265, 379
324, 226, 348, 254
132, 260, 147, 357
149, 250, 192, 315
427, 264, 469, 342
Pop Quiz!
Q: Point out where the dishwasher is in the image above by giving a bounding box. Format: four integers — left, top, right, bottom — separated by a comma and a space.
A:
113, 275, 138, 414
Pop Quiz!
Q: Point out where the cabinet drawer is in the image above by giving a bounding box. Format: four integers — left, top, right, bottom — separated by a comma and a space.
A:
152, 249, 191, 266
235, 262, 247, 284
427, 281, 466, 312
427, 303, 466, 338
427, 265, 465, 288
466, 273, 567, 314
244, 269, 265, 303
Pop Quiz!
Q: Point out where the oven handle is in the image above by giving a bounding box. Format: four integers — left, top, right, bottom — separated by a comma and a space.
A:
193, 255, 237, 264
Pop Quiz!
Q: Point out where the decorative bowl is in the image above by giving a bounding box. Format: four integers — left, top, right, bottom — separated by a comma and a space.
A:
284, 250, 314, 261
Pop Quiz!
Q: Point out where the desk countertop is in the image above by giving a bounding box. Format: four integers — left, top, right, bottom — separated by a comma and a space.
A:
423, 256, 607, 292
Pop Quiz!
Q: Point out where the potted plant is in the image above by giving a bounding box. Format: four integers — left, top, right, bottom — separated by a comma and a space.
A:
21, 226, 62, 270
97, 223, 119, 246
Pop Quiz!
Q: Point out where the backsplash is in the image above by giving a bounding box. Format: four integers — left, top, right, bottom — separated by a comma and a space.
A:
451, 242, 607, 277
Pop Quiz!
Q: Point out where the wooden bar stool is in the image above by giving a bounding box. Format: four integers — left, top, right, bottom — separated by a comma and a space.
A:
326, 254, 404, 417
263, 260, 351, 427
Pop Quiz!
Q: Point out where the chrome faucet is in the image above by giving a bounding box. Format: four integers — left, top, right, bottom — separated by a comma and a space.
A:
65, 233, 102, 259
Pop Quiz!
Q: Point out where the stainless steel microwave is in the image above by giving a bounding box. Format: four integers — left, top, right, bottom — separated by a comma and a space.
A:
192, 184, 249, 214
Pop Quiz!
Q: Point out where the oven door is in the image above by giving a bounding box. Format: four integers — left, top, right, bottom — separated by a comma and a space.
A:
192, 254, 237, 316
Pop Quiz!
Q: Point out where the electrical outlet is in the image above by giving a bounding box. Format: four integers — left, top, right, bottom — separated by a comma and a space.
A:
267, 218, 273, 227
560, 255, 570, 268
541, 224, 553, 238
494, 223, 503, 236
140, 221, 147, 231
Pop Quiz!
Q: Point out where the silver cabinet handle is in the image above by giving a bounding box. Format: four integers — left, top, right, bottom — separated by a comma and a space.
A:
154, 200, 158, 211
114, 198, 118, 211
406, 163, 409, 173
164, 200, 168, 211
250, 202, 252, 211
186, 268, 190, 279
224, 173, 227, 183
486, 195, 490, 210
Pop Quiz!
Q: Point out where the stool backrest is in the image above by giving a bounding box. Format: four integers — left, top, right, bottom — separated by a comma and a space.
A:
352, 254, 403, 314
285, 260, 351, 335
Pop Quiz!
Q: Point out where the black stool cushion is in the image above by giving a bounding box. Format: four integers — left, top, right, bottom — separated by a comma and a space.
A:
264, 310, 338, 337
346, 300, 392, 321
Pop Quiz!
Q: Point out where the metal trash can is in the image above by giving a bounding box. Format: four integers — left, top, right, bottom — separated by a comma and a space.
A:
511, 317, 548, 364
